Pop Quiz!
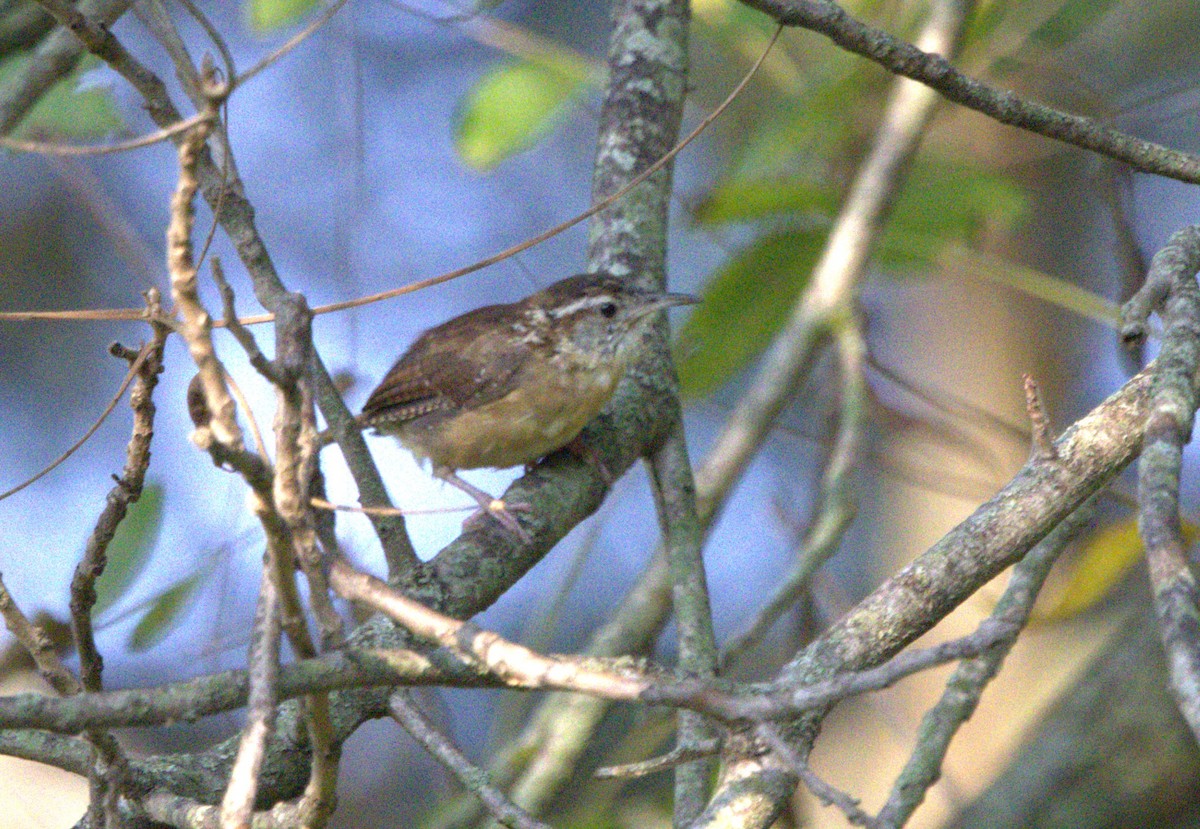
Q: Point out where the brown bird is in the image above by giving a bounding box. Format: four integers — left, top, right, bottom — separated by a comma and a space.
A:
361, 272, 698, 540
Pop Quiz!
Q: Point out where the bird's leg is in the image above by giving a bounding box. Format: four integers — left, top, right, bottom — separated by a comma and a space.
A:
434, 465, 531, 542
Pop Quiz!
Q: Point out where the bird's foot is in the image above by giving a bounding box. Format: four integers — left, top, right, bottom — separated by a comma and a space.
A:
463, 499, 532, 542
434, 466, 533, 543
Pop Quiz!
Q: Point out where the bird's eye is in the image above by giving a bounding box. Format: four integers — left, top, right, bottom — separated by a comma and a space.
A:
600, 301, 618, 319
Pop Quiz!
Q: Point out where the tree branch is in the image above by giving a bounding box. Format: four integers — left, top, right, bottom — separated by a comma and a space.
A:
735, 0, 1200, 184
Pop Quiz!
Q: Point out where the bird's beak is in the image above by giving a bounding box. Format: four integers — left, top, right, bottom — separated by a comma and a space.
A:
642, 291, 700, 313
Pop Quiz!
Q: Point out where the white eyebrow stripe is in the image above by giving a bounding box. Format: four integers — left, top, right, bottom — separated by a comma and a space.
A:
548, 294, 615, 318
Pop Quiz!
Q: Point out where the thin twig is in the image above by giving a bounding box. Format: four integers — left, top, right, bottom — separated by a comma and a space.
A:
165, 78, 241, 453
594, 739, 721, 780
70, 301, 168, 694
223, 368, 271, 465
648, 620, 1016, 722
269, 293, 342, 824
1023, 374, 1058, 461
739, 0, 1200, 183
0, 343, 150, 503
235, 0, 352, 89
721, 318, 867, 668
308, 496, 474, 516
875, 496, 1099, 828
0, 574, 81, 696
0, 24, 783, 328
63, 294, 166, 828
650, 421, 717, 825
175, 0, 237, 83
1121, 226, 1200, 741
758, 723, 879, 828
389, 690, 553, 829
212, 258, 279, 384
0, 110, 210, 155
0, 644, 490, 733
220, 568, 283, 828
327, 556, 648, 700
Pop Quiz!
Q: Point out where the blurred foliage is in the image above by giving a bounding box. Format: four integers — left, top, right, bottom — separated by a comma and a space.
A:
1037, 519, 1200, 621
128, 572, 203, 652
0, 0, 55, 58
0, 54, 121, 138
1028, 0, 1121, 50
454, 58, 594, 171
93, 483, 164, 618
452, 0, 1087, 399
947, 246, 1122, 327
82, 480, 204, 652
677, 156, 1026, 396
676, 227, 824, 397
247, 0, 321, 33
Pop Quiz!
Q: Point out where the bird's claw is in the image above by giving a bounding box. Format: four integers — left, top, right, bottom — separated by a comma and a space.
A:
464, 499, 532, 543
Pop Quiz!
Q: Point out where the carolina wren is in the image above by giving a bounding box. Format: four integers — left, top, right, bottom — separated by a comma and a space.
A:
360, 272, 698, 540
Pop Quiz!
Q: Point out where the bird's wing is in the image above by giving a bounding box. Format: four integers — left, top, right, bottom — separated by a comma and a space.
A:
361, 304, 532, 426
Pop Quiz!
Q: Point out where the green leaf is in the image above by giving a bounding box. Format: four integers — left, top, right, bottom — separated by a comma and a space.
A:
729, 62, 871, 180
691, 176, 836, 225
946, 245, 1120, 327
248, 0, 320, 33
454, 59, 591, 171
677, 227, 824, 397
128, 574, 202, 652
0, 55, 122, 140
1029, 0, 1120, 49
93, 483, 164, 618
1037, 520, 1200, 620
877, 160, 1026, 269
961, 0, 1010, 51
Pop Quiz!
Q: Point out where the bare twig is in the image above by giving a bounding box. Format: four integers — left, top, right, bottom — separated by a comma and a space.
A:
738, 0, 1200, 184
62, 298, 166, 828
696, 366, 1158, 826
308, 497, 473, 517
0, 110, 211, 155
594, 739, 721, 780
174, 0, 237, 86
0, 342, 151, 503
0, 23, 782, 329
876, 496, 1099, 828
235, 0, 352, 89
721, 319, 867, 668
70, 309, 168, 694
0, 644, 487, 733
212, 258, 279, 384
0, 574, 81, 696
148, 787, 348, 829
390, 691, 553, 829
271, 293, 344, 649
648, 620, 1016, 722
328, 556, 648, 700
1121, 226, 1200, 741
650, 421, 717, 824
0, 728, 92, 776
1024, 375, 1058, 461
758, 723, 879, 828
269, 293, 341, 825
220, 569, 283, 829
164, 79, 240, 453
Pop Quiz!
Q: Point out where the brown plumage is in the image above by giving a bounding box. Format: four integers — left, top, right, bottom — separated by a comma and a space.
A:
361, 272, 697, 539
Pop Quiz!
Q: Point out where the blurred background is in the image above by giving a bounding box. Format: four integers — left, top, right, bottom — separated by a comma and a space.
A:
3, 0, 1200, 826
